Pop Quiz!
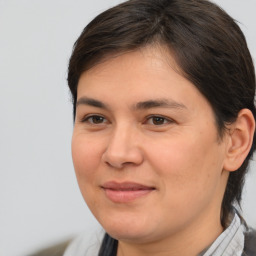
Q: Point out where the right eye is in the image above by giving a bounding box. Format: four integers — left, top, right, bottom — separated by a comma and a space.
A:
82, 115, 107, 125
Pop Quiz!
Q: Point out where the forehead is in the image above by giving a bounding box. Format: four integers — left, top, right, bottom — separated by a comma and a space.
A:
81, 45, 180, 79
77, 47, 203, 107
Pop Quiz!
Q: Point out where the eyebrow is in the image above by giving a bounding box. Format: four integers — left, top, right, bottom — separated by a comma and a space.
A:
76, 97, 187, 111
76, 97, 109, 109
134, 99, 187, 110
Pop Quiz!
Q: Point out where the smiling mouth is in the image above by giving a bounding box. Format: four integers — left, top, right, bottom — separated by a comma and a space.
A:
101, 181, 156, 203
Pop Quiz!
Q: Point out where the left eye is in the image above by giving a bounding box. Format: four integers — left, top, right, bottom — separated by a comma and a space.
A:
82, 115, 107, 124
146, 116, 172, 125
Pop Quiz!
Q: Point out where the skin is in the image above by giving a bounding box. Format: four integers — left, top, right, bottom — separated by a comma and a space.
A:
71, 46, 254, 256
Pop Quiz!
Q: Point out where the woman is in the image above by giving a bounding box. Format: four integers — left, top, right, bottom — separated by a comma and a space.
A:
65, 0, 256, 255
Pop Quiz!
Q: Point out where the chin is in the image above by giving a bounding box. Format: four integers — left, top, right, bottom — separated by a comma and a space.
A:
99, 214, 158, 243
107, 229, 153, 244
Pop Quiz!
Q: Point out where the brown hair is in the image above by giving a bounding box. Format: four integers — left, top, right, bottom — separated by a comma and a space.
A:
68, 0, 255, 231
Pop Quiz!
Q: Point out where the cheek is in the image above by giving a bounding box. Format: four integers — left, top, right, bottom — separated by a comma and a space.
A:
71, 135, 102, 183
71, 135, 104, 211
148, 136, 199, 174
147, 133, 223, 197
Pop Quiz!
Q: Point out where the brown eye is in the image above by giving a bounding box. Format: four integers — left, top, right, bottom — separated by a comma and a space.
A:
91, 116, 105, 124
146, 116, 172, 126
151, 117, 165, 125
83, 115, 107, 124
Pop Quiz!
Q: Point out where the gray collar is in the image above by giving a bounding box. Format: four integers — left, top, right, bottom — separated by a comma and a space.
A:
200, 212, 245, 256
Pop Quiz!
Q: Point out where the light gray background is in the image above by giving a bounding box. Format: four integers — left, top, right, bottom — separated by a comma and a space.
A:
0, 1, 255, 255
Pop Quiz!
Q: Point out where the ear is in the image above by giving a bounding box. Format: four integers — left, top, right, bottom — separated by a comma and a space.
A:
223, 108, 255, 172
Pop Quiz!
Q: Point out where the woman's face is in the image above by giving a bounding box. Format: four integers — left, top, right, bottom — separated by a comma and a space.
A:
72, 47, 229, 244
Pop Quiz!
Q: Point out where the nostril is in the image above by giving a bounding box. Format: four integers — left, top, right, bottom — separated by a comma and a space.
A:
105, 160, 124, 169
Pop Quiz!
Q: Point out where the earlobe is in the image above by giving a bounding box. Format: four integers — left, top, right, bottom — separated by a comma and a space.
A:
223, 109, 255, 172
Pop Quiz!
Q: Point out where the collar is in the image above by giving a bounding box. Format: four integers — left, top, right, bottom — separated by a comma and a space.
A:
201, 211, 245, 256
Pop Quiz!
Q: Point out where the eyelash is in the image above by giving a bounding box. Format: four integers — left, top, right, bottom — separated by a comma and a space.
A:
81, 114, 174, 126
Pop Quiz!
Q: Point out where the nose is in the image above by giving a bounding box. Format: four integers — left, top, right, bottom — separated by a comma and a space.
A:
102, 125, 144, 169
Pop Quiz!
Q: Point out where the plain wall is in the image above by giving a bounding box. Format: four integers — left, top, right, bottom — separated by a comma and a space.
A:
0, 1, 255, 255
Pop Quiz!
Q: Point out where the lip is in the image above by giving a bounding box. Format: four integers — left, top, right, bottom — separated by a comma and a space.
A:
101, 181, 155, 203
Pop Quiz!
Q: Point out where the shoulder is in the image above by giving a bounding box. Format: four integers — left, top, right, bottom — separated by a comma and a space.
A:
243, 228, 256, 256
29, 239, 72, 256
63, 232, 103, 256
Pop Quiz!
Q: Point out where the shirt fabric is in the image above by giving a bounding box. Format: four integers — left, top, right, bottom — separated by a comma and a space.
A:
199, 212, 245, 256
